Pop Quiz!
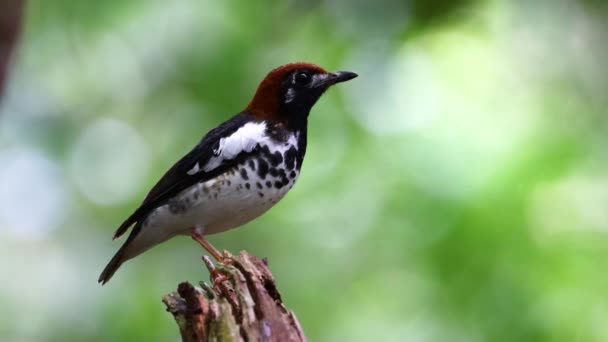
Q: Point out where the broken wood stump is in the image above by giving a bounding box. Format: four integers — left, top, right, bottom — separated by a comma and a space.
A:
162, 251, 306, 342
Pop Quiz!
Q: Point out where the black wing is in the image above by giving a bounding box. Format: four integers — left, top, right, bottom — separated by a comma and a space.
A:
112, 112, 256, 239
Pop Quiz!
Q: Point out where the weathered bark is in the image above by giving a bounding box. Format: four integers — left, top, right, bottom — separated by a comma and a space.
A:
163, 251, 307, 342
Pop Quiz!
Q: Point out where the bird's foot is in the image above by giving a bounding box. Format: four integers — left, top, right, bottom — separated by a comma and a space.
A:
211, 268, 229, 287
200, 256, 240, 312
191, 229, 231, 263
202, 255, 233, 294
218, 250, 234, 265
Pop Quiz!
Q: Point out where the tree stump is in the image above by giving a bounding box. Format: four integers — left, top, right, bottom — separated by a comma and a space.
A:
162, 251, 307, 342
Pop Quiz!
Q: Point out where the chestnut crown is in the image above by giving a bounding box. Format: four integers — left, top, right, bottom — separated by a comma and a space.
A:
245, 62, 357, 126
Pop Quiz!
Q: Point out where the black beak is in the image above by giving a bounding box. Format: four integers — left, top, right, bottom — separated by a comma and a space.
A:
314, 70, 358, 89
328, 71, 358, 84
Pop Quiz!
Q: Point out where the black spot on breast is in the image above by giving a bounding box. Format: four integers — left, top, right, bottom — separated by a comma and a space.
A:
268, 151, 283, 167
168, 195, 192, 214
256, 182, 263, 189
289, 170, 297, 179
277, 168, 286, 179
240, 168, 249, 180
269, 167, 279, 177
266, 181, 272, 188
226, 180, 231, 186
284, 146, 297, 170
245, 183, 250, 190
214, 193, 218, 199
248, 159, 256, 171
274, 181, 284, 189
257, 158, 269, 179
258, 192, 264, 197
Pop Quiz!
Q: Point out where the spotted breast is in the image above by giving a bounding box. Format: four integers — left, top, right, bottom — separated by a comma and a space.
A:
160, 134, 301, 235
126, 122, 303, 258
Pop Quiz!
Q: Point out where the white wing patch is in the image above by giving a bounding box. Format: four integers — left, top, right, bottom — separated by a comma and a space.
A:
187, 162, 200, 175
203, 122, 269, 172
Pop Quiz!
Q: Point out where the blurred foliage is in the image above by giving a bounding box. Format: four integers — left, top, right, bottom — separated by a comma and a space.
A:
1, 0, 608, 341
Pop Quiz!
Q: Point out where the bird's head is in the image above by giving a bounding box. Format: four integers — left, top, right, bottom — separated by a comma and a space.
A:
245, 62, 357, 128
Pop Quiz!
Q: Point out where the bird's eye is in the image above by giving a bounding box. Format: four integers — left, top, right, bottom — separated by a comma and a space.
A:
294, 71, 311, 86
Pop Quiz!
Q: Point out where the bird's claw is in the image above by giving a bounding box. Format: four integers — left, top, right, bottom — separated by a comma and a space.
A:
218, 250, 234, 265
210, 268, 229, 287
202, 255, 231, 290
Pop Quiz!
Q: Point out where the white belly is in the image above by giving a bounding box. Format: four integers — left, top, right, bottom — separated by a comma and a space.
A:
180, 169, 295, 234
140, 160, 299, 238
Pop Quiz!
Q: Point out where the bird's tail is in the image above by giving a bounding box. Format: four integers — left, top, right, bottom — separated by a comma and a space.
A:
98, 245, 127, 285
98, 224, 143, 285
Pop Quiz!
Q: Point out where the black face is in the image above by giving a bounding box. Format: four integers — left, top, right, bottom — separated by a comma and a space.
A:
280, 68, 357, 123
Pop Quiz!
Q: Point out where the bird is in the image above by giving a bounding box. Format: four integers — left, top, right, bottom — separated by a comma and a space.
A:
98, 62, 358, 284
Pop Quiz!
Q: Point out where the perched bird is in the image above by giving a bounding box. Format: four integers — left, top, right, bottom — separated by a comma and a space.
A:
98, 62, 357, 284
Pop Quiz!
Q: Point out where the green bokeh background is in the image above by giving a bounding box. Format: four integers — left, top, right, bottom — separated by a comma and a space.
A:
1, 0, 608, 341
